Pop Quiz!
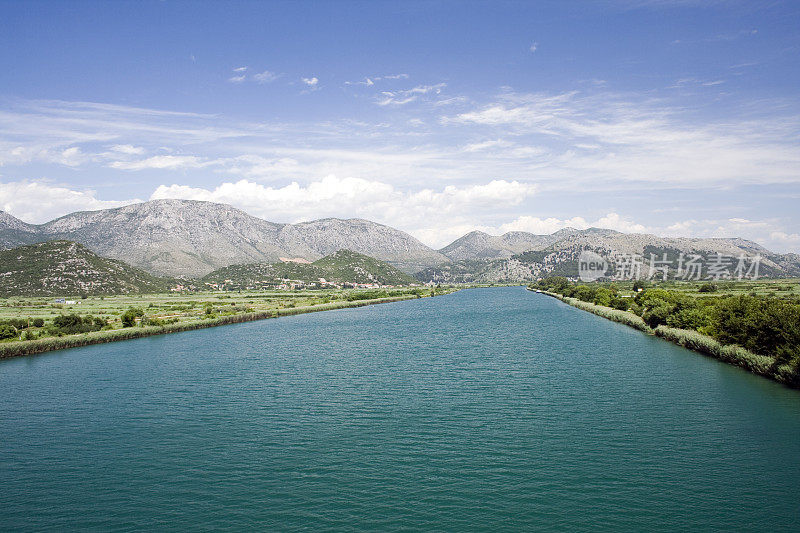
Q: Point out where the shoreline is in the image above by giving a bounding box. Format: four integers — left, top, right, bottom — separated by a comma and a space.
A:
533, 288, 798, 389
0, 294, 427, 360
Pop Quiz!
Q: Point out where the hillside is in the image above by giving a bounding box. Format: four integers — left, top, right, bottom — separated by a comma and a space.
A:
203, 249, 416, 288
439, 230, 565, 261
0, 200, 448, 277
0, 211, 39, 249
293, 218, 448, 274
0, 241, 175, 297
312, 249, 417, 285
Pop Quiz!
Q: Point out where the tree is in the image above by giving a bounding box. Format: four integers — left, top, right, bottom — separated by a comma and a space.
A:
121, 307, 144, 328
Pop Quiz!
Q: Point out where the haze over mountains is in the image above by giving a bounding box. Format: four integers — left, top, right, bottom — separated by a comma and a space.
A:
1, 199, 798, 281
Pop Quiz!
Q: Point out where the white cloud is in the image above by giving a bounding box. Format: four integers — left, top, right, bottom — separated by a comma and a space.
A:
499, 212, 648, 235
462, 139, 512, 152
228, 75, 246, 83
1, 95, 799, 253
233, 66, 248, 72
109, 155, 205, 170
345, 73, 409, 86
302, 77, 319, 87
253, 70, 280, 83
0, 181, 140, 223
530, 42, 538, 53
345, 78, 375, 87
110, 144, 145, 155
445, 91, 800, 186
377, 83, 447, 106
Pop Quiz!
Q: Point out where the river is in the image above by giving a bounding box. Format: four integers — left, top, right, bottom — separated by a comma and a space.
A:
1, 286, 798, 531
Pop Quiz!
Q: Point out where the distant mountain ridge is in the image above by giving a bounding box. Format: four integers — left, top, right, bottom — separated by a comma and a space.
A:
2, 200, 797, 281
0, 200, 448, 277
419, 227, 800, 283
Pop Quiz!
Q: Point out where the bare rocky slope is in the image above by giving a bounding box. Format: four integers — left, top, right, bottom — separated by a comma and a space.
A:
0, 200, 448, 277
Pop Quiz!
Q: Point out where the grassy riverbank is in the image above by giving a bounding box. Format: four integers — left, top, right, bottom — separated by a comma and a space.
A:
532, 279, 800, 389
0, 287, 457, 359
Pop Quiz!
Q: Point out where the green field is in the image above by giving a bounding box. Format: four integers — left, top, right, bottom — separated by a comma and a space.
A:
623, 278, 800, 298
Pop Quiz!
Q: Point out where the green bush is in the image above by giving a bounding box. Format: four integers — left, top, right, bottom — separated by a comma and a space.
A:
0, 325, 17, 340
121, 307, 145, 328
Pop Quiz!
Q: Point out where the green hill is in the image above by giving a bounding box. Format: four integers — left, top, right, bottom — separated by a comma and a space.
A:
312, 249, 416, 285
202, 249, 417, 288
0, 240, 175, 297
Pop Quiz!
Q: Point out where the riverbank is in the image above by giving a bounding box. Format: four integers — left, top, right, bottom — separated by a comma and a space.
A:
533, 288, 798, 389
0, 293, 431, 359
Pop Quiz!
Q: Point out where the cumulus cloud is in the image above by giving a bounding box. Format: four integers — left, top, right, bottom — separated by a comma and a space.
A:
152, 175, 534, 217
0, 181, 140, 223
302, 77, 319, 87
499, 212, 648, 235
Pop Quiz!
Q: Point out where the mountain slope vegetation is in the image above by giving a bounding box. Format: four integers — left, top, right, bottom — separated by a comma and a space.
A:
202, 249, 416, 288
0, 240, 175, 297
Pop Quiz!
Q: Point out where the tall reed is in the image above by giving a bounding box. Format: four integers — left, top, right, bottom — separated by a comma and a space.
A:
538, 289, 798, 389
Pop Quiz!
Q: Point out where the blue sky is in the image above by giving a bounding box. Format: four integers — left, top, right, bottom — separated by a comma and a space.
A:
1, 0, 798, 250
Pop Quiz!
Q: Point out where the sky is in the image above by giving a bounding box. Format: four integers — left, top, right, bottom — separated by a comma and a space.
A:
0, 0, 799, 251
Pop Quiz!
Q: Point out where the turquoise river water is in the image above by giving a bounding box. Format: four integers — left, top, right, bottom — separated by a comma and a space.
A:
1, 287, 799, 531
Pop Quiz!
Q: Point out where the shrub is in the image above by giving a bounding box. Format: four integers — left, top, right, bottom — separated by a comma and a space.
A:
121, 307, 145, 328
52, 314, 100, 334
0, 325, 17, 340
698, 282, 718, 293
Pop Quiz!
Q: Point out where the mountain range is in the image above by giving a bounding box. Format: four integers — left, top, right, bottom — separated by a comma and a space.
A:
1, 199, 798, 281
0, 200, 446, 277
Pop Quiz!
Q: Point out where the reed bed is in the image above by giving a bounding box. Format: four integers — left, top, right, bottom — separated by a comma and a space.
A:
0, 295, 416, 359
539, 289, 797, 389
542, 291, 651, 332
652, 325, 791, 383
